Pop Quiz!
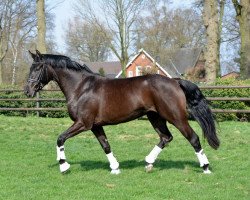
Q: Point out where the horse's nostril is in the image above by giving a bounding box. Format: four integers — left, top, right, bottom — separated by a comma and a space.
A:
24, 87, 30, 97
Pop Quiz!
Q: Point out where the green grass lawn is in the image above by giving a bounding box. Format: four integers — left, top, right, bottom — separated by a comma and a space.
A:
0, 116, 249, 200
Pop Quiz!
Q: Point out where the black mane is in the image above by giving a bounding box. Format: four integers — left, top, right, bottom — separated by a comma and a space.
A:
43, 54, 93, 73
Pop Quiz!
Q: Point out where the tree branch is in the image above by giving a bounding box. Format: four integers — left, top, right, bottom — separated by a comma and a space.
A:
232, 0, 242, 16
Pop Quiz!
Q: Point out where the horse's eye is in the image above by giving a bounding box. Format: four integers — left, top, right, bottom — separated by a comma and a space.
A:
35, 67, 42, 71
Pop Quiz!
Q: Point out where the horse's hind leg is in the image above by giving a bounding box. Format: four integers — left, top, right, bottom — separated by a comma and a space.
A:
145, 112, 173, 172
174, 119, 211, 174
91, 126, 120, 174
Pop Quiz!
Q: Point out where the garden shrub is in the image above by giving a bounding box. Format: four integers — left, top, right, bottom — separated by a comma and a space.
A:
0, 85, 67, 118
0, 78, 249, 120
38, 90, 68, 118
201, 78, 250, 121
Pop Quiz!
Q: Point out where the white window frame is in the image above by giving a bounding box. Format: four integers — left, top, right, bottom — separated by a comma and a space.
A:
136, 66, 142, 76
146, 66, 151, 71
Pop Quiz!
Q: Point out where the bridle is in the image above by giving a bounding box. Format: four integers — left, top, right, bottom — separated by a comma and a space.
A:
27, 62, 48, 91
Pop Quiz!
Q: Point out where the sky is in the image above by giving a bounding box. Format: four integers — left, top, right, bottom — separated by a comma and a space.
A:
51, 0, 196, 53
51, 0, 77, 52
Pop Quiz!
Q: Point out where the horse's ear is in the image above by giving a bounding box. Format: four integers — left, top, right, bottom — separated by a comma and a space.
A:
36, 50, 43, 60
28, 50, 36, 60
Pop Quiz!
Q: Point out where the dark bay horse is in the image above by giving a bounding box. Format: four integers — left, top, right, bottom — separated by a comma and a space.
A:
24, 50, 220, 174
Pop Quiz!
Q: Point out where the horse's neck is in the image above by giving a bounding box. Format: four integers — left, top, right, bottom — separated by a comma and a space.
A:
53, 68, 87, 101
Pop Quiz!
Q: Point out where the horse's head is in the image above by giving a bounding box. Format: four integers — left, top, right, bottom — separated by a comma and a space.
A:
24, 50, 50, 97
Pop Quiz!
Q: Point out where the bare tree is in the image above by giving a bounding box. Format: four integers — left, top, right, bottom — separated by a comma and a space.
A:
74, 0, 146, 77
0, 0, 37, 85
136, 3, 205, 65
203, 0, 220, 83
0, 0, 57, 86
218, 0, 240, 74
232, 0, 250, 78
217, 0, 226, 75
222, 1, 240, 43
36, 0, 46, 53
0, 0, 13, 84
65, 17, 111, 62
9, 0, 36, 85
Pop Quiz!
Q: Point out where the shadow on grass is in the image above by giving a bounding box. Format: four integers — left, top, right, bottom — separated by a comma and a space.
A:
49, 159, 199, 172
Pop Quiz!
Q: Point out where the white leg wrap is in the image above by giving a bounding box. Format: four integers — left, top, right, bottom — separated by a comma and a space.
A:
195, 149, 209, 167
145, 145, 163, 164
56, 146, 66, 161
106, 152, 119, 170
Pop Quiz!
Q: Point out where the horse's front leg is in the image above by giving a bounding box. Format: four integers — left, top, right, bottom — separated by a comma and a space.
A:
56, 121, 87, 173
91, 126, 120, 174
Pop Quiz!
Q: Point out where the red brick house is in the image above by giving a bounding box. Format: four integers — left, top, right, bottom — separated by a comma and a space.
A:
164, 48, 205, 78
116, 49, 171, 78
86, 48, 204, 79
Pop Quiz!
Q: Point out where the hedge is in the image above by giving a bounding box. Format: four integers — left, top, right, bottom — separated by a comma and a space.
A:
201, 78, 250, 121
0, 85, 68, 118
0, 78, 249, 121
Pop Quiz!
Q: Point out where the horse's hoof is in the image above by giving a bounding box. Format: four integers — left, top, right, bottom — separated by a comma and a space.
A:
145, 163, 153, 173
203, 169, 212, 174
202, 164, 211, 174
110, 169, 121, 175
60, 162, 70, 173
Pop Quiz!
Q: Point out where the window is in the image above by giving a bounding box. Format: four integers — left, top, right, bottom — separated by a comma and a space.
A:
128, 71, 133, 77
136, 66, 142, 76
146, 66, 151, 71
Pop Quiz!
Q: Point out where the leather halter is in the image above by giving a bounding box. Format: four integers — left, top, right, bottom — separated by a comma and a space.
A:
27, 62, 48, 90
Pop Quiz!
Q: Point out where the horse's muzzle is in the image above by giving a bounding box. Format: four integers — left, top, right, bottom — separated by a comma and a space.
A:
24, 84, 36, 98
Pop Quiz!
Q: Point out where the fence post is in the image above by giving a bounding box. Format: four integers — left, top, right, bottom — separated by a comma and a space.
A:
36, 92, 40, 117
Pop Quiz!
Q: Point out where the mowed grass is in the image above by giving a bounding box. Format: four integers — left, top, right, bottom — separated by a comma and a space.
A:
0, 116, 249, 200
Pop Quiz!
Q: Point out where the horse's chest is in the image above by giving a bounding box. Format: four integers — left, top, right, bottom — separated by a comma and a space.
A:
67, 101, 79, 120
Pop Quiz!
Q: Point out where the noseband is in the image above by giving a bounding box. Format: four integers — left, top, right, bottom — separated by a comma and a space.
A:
27, 62, 48, 90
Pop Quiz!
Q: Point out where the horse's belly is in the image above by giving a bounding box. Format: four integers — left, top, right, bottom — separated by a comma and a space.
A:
95, 87, 155, 125
95, 106, 149, 125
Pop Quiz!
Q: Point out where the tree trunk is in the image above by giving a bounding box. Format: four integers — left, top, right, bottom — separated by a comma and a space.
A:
233, 0, 250, 79
203, 0, 219, 83
11, 49, 18, 85
36, 0, 46, 53
37, 0, 55, 89
120, 59, 127, 77
0, 61, 3, 84
0, 17, 11, 85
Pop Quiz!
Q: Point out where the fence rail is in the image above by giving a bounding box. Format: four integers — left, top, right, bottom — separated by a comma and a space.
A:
1, 97, 250, 102
199, 85, 250, 114
0, 86, 249, 114
0, 98, 65, 102
0, 107, 65, 111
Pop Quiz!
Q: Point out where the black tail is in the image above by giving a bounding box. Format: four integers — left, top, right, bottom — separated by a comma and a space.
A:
178, 79, 220, 150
